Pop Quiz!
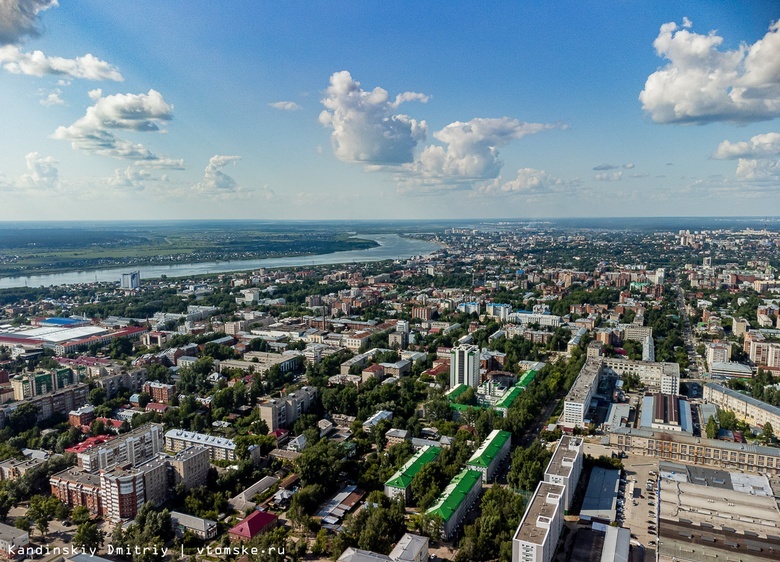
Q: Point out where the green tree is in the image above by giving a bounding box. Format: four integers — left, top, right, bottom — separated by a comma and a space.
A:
28, 494, 60, 537
137, 392, 152, 409
89, 387, 107, 406
71, 505, 91, 525
705, 416, 718, 439
73, 521, 105, 551
761, 422, 775, 444
14, 516, 31, 534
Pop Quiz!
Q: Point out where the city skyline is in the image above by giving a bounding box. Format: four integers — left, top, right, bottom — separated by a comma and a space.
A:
1, 1, 779, 220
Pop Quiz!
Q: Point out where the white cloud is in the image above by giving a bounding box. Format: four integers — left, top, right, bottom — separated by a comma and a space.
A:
410, 117, 558, 181
735, 158, 780, 180
488, 168, 577, 196
0, 0, 57, 46
39, 88, 63, 106
17, 151, 58, 189
713, 132, 780, 159
713, 132, 780, 182
0, 45, 123, 80
269, 101, 302, 111
640, 19, 780, 124
52, 89, 175, 161
88, 88, 102, 101
195, 155, 241, 192
319, 70, 428, 165
594, 171, 623, 181
108, 166, 152, 191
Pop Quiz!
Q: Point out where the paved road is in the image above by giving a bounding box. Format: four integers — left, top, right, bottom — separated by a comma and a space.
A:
674, 282, 700, 378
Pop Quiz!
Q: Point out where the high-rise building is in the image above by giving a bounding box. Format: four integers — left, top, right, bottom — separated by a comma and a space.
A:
119, 271, 141, 290
99, 466, 145, 522
76, 423, 164, 473
258, 386, 318, 432
450, 344, 481, 389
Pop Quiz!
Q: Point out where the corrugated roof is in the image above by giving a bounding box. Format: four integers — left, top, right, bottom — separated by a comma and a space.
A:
385, 446, 440, 489
467, 430, 511, 469
425, 468, 482, 523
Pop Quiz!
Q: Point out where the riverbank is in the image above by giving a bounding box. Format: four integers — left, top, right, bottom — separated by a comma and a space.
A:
0, 234, 441, 289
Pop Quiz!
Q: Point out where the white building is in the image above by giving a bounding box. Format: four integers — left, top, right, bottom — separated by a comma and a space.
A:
119, 271, 141, 290
705, 341, 732, 368
512, 482, 565, 562
450, 344, 481, 389
543, 436, 583, 511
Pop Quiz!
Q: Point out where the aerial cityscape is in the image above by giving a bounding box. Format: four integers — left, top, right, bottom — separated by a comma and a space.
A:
2, 2, 780, 562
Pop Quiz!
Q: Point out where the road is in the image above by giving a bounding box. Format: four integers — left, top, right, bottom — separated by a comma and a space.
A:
674, 281, 700, 378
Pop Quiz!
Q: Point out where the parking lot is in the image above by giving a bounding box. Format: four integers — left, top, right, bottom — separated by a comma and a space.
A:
618, 453, 660, 554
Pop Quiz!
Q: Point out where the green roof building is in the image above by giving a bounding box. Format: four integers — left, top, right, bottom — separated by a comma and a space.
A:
466, 429, 512, 482
384, 446, 440, 502
425, 468, 483, 540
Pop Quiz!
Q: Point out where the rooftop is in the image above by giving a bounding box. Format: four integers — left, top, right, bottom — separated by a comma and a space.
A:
513, 481, 565, 545
467, 429, 511, 469
425, 468, 482, 523
545, 435, 583, 478
565, 359, 602, 404
385, 446, 440, 490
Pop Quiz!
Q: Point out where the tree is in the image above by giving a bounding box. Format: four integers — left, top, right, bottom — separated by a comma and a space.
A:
761, 422, 775, 444
28, 494, 60, 537
71, 505, 91, 525
90, 419, 107, 436
137, 392, 152, 409
9, 403, 39, 433
89, 387, 107, 406
73, 521, 105, 551
14, 516, 31, 534
705, 416, 718, 439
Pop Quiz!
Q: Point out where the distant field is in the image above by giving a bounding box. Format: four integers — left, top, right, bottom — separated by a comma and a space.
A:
0, 222, 383, 277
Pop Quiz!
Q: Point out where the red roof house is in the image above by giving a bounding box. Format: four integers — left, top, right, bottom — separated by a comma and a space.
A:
228, 510, 278, 542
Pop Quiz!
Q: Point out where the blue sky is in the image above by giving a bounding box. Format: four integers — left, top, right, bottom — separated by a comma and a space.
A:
1, 1, 779, 220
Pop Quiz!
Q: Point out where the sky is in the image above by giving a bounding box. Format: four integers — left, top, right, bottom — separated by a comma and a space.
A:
1, 1, 780, 221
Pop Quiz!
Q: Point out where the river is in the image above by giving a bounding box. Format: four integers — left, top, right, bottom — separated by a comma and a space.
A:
0, 234, 440, 289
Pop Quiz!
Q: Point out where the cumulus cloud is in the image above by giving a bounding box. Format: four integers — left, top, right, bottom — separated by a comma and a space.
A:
640, 19, 780, 124
107, 166, 152, 191
17, 151, 58, 189
594, 171, 623, 181
409, 117, 558, 182
0, 45, 123, 80
269, 101, 301, 111
52, 89, 175, 161
319, 70, 428, 165
0, 0, 56, 45
195, 155, 241, 192
713, 132, 780, 182
488, 168, 578, 196
713, 132, 780, 159
39, 88, 63, 106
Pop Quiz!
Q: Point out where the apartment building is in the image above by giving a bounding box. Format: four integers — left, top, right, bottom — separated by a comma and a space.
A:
450, 344, 480, 389
609, 426, 780, 475
50, 468, 103, 516
543, 436, 583, 511
164, 429, 236, 461
258, 386, 318, 432
99, 466, 145, 522
705, 341, 732, 367
425, 468, 483, 540
561, 359, 602, 430
168, 446, 210, 489
76, 423, 164, 473
512, 482, 566, 562
142, 381, 176, 404
466, 429, 512, 483
703, 383, 780, 430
